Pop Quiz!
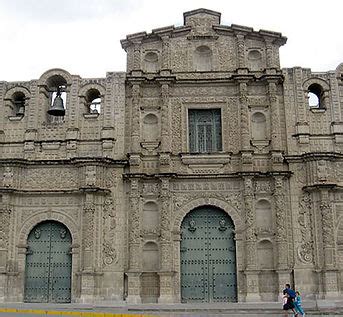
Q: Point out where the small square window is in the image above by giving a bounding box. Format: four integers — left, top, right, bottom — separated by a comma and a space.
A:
188, 109, 222, 153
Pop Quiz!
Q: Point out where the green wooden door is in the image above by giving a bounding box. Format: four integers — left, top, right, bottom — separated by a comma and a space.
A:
24, 221, 72, 303
180, 207, 237, 302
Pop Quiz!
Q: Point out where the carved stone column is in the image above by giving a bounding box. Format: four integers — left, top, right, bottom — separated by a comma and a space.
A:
319, 189, 339, 298
161, 36, 170, 71
160, 83, 170, 153
0, 205, 12, 301
243, 177, 259, 301
265, 39, 276, 69
80, 193, 96, 300
273, 176, 292, 292
236, 34, 246, 69
82, 194, 95, 270
133, 43, 141, 71
268, 81, 282, 152
239, 82, 250, 151
127, 178, 141, 303
159, 178, 174, 302
274, 176, 288, 269
131, 83, 141, 154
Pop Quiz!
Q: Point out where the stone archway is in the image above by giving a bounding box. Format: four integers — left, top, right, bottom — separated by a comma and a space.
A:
180, 206, 237, 303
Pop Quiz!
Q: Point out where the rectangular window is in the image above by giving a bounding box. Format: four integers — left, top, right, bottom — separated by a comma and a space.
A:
188, 109, 222, 153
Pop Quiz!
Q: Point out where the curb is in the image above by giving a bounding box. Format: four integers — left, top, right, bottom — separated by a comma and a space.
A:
0, 310, 156, 317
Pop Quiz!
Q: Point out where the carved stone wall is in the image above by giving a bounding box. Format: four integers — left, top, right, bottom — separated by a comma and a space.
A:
0, 7, 343, 304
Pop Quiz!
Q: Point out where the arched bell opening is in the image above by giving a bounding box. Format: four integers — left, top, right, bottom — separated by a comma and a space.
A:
24, 221, 72, 303
180, 205, 237, 303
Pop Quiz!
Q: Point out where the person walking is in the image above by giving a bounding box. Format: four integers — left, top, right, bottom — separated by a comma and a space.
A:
294, 291, 305, 316
282, 283, 298, 316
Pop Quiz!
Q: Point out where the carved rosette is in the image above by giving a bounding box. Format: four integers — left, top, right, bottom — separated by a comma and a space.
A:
0, 205, 12, 249
274, 176, 288, 268
297, 193, 314, 264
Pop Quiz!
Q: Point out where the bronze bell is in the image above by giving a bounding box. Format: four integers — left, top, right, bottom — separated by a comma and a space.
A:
47, 87, 65, 116
16, 105, 25, 116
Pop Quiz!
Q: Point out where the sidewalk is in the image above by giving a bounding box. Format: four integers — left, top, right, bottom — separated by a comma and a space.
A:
1, 300, 343, 316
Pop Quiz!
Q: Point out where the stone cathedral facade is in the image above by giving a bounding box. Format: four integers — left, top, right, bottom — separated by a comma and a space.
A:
0, 8, 342, 303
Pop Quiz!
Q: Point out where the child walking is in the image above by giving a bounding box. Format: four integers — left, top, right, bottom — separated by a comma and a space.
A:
294, 291, 305, 316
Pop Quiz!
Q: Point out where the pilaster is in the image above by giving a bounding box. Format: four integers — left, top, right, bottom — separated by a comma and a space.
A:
125, 272, 141, 303
319, 188, 339, 298
239, 82, 250, 151
243, 176, 260, 301
158, 272, 175, 303
274, 176, 288, 270
131, 83, 141, 154
268, 81, 282, 151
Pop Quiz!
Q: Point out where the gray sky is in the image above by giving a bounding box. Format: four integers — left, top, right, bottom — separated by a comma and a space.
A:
0, 0, 342, 81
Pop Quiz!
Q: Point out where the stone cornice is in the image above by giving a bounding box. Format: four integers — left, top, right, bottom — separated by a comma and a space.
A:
0, 157, 128, 167
285, 152, 343, 163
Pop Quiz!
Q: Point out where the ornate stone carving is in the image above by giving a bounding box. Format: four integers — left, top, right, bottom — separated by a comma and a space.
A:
85, 166, 96, 186
23, 168, 78, 190
297, 193, 314, 264
103, 197, 116, 231
236, 34, 245, 68
103, 239, 117, 266
83, 199, 95, 249
317, 160, 328, 182
160, 178, 171, 243
3, 167, 14, 188
142, 183, 158, 196
254, 180, 271, 193
129, 179, 140, 244
171, 100, 182, 153
274, 176, 288, 268
0, 206, 12, 248
240, 83, 250, 150
320, 201, 334, 247
105, 169, 118, 188
274, 179, 287, 242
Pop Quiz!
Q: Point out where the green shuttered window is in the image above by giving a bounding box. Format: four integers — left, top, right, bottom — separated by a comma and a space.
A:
189, 109, 222, 153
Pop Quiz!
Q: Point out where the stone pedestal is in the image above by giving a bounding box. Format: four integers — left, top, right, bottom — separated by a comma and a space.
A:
245, 271, 260, 302
0, 273, 5, 302
277, 270, 292, 295
323, 270, 339, 299
125, 272, 141, 303
158, 271, 174, 303
79, 271, 96, 303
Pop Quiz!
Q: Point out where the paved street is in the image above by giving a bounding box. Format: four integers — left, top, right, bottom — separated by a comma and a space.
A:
1, 301, 343, 317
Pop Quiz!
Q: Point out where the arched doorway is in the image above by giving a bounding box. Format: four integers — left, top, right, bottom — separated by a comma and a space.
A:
180, 206, 237, 302
24, 221, 72, 303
